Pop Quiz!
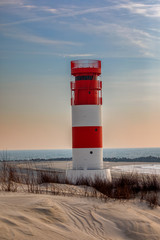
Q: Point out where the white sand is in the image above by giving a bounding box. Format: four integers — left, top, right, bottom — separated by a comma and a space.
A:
0, 192, 160, 240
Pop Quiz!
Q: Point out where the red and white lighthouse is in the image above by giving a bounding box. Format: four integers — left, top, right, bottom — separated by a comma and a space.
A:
66, 59, 111, 182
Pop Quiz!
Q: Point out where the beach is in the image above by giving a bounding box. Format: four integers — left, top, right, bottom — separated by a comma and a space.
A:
0, 161, 160, 239
0, 191, 160, 240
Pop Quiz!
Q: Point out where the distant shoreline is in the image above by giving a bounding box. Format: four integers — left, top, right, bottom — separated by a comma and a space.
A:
1, 156, 160, 162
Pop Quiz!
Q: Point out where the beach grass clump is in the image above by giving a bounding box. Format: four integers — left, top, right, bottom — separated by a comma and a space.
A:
73, 173, 141, 199
112, 173, 140, 199
141, 174, 160, 193
37, 170, 61, 184
91, 176, 113, 198
73, 173, 160, 207
145, 192, 159, 208
0, 161, 19, 192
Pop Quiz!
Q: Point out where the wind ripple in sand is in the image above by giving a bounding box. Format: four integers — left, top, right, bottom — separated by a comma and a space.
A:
59, 201, 104, 239
0, 193, 160, 240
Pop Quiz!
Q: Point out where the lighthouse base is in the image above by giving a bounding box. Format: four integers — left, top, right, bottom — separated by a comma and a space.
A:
66, 169, 111, 184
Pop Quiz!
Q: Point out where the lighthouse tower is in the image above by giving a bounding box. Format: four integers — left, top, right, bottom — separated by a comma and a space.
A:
66, 60, 111, 182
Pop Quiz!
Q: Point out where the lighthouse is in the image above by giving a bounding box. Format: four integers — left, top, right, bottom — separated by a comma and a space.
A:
66, 59, 111, 182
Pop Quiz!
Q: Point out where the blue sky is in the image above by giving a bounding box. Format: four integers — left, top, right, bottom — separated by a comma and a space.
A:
0, 0, 160, 150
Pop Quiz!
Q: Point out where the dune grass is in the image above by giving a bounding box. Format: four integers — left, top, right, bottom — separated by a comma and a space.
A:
0, 161, 159, 208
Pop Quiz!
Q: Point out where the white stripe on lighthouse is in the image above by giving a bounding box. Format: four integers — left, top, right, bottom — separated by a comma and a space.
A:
72, 148, 103, 170
72, 105, 102, 127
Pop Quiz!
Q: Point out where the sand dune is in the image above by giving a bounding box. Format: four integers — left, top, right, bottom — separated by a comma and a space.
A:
0, 192, 160, 240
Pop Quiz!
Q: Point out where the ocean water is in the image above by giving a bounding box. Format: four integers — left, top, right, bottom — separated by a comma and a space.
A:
0, 148, 160, 161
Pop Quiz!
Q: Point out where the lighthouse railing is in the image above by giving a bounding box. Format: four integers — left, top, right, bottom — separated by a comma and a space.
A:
70, 80, 102, 105
71, 59, 101, 69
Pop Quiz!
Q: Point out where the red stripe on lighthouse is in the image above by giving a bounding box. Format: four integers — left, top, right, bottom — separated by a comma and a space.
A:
72, 126, 102, 148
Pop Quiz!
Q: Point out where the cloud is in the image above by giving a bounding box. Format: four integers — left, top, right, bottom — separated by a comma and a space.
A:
0, 17, 53, 27
21, 5, 37, 9
35, 2, 160, 19
40, 7, 57, 14
0, 50, 95, 58
0, 2, 123, 22
150, 28, 160, 33
69, 20, 153, 50
1, 1, 160, 20
117, 1, 160, 18
0, 0, 159, 59
39, 2, 160, 19
1, 28, 82, 46
1, 1, 159, 28
60, 53, 95, 58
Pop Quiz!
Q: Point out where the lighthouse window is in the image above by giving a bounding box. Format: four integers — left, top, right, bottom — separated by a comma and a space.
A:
90, 151, 93, 154
95, 128, 98, 131
75, 75, 93, 81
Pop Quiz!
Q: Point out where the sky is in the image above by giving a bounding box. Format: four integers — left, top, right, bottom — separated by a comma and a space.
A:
0, 0, 160, 150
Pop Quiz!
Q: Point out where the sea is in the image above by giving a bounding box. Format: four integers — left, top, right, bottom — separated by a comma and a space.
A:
1, 148, 160, 175
0, 148, 160, 161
